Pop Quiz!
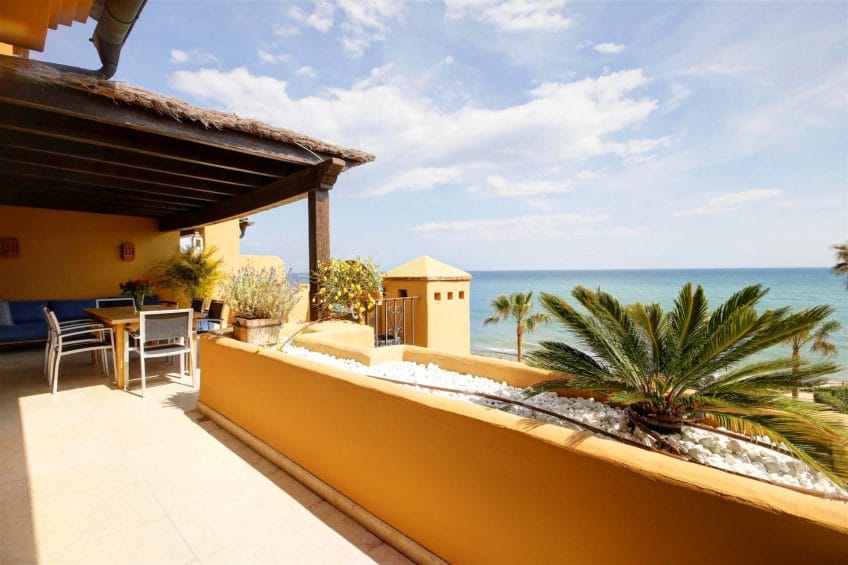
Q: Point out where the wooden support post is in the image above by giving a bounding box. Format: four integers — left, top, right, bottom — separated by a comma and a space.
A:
308, 189, 330, 321
307, 158, 345, 321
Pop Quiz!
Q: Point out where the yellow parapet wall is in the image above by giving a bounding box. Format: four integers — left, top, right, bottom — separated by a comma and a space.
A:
199, 336, 848, 564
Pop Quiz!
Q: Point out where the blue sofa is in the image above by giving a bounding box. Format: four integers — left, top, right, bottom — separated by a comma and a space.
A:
0, 296, 161, 344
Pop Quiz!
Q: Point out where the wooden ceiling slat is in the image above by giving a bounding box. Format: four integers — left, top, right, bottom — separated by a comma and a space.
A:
0, 173, 213, 208
0, 104, 292, 180
0, 105, 303, 179
0, 145, 244, 196
0, 72, 326, 168
0, 190, 176, 218
0, 162, 224, 203
0, 129, 270, 188
1, 181, 200, 212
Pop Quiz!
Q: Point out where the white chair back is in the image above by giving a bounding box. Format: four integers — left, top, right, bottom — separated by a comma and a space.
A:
96, 297, 135, 308
138, 309, 193, 348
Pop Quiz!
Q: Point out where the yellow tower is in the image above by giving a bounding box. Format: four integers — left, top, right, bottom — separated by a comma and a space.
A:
382, 256, 471, 354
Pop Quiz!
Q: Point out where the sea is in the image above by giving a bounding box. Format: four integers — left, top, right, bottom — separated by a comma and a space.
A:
469, 268, 848, 381
293, 267, 847, 381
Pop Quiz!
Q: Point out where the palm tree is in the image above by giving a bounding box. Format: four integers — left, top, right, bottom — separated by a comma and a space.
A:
483, 291, 550, 361
527, 283, 847, 484
784, 319, 842, 398
833, 242, 848, 289
157, 246, 225, 307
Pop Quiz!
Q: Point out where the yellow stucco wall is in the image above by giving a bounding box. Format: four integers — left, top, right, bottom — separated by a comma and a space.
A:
200, 336, 848, 564
201, 220, 285, 273
0, 205, 180, 300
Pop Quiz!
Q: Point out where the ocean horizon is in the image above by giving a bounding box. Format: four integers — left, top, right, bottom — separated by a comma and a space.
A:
292, 266, 847, 381
468, 267, 847, 381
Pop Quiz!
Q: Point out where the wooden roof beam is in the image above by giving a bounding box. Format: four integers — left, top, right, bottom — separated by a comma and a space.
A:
0, 164, 222, 203
0, 130, 270, 188
0, 68, 328, 168
0, 146, 243, 196
0, 104, 305, 179
159, 158, 345, 232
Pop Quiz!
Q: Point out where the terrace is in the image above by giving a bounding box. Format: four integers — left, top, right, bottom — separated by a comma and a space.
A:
0, 347, 414, 564
1, 5, 846, 563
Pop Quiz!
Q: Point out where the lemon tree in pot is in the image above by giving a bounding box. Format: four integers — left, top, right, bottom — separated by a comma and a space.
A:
313, 256, 383, 323
219, 264, 301, 345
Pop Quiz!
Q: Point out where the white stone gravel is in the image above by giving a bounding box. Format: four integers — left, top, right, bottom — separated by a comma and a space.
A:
283, 345, 847, 498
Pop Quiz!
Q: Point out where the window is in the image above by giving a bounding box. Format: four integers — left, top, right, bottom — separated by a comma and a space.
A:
399, 289, 408, 298
448, 292, 454, 300
459, 291, 465, 300
434, 292, 441, 300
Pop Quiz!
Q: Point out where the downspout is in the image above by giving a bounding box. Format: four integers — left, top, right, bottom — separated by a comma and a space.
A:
88, 0, 148, 79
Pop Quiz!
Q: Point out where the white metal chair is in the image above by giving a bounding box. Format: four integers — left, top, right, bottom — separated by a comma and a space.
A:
126, 309, 194, 397
41, 307, 106, 378
45, 309, 116, 394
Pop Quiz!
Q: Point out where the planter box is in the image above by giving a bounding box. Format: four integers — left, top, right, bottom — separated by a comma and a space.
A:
232, 317, 282, 345
198, 336, 848, 564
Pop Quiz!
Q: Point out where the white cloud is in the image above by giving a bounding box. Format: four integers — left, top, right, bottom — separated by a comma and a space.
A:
410, 212, 610, 241
593, 42, 626, 54
295, 65, 317, 78
289, 0, 335, 32
287, 0, 402, 56
482, 175, 572, 197
169, 48, 218, 65
369, 167, 460, 196
673, 189, 781, 217
445, 0, 571, 32
257, 48, 290, 65
272, 24, 300, 38
682, 62, 749, 77
169, 66, 667, 198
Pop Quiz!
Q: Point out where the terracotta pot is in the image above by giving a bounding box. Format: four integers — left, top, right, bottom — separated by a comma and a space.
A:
232, 317, 282, 346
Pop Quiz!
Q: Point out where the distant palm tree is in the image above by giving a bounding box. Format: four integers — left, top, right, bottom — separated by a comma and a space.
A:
527, 283, 847, 484
483, 292, 550, 361
784, 318, 842, 398
833, 242, 848, 289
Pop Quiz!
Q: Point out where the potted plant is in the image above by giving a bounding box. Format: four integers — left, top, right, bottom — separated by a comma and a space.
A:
219, 264, 301, 345
313, 256, 383, 323
157, 246, 225, 308
119, 279, 154, 312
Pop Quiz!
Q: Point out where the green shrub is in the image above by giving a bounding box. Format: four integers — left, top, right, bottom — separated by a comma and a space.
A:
814, 387, 848, 414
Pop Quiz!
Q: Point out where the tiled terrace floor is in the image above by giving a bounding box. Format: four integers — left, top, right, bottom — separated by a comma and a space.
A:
0, 347, 413, 564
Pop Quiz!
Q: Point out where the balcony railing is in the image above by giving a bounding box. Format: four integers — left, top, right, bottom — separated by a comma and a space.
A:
367, 296, 418, 347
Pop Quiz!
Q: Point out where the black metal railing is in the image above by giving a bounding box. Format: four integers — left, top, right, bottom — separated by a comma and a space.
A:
367, 296, 418, 347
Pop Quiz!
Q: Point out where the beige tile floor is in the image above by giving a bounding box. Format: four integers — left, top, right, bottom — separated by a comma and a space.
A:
0, 347, 414, 564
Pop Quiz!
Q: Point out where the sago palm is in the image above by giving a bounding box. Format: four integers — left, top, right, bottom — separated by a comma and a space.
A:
157, 246, 225, 307
527, 283, 847, 484
833, 242, 848, 289
784, 318, 841, 398
483, 291, 549, 361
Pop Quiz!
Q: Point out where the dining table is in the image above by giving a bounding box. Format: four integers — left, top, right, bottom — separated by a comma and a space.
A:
83, 305, 203, 389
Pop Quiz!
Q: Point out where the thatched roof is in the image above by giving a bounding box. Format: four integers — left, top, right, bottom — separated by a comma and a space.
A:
0, 56, 375, 165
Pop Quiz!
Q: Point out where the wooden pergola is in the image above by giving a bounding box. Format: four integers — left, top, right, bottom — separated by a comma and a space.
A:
0, 56, 374, 316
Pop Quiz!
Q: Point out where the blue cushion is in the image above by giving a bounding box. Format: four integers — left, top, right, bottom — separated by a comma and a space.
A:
144, 295, 161, 306
0, 323, 47, 342
49, 299, 97, 322
9, 300, 48, 324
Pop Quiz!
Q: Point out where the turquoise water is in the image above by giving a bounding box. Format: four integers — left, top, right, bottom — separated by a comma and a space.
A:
470, 268, 847, 380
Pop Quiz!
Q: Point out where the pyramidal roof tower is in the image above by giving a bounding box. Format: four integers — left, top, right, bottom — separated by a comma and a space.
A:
383, 256, 471, 354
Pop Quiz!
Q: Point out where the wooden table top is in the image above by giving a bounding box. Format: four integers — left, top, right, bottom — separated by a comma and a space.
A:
84, 305, 203, 325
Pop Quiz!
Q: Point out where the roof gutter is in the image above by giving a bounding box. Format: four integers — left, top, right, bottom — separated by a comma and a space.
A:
89, 0, 147, 79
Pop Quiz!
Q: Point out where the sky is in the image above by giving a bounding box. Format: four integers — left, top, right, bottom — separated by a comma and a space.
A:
37, 1, 848, 272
